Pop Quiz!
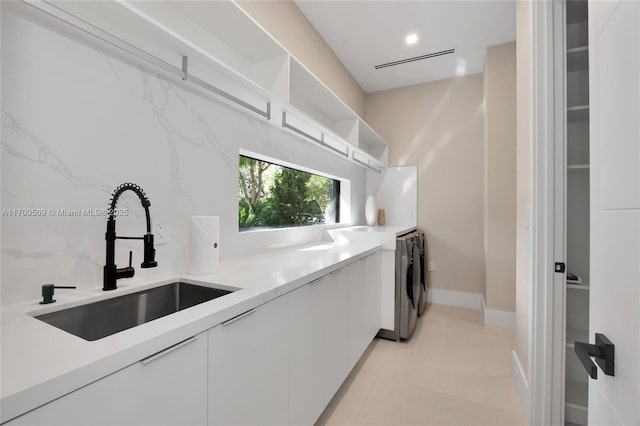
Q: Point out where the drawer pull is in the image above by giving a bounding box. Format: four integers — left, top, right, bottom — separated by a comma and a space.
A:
222, 309, 256, 326
329, 266, 345, 275
308, 276, 325, 285
141, 336, 198, 365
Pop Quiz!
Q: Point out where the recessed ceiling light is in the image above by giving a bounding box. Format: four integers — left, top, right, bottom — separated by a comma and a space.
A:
405, 34, 418, 45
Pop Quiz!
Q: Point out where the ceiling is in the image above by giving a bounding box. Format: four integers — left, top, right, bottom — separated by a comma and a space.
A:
295, 1, 516, 93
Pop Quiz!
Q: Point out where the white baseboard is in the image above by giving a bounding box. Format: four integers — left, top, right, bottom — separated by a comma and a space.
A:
427, 289, 482, 310
512, 351, 530, 421
481, 296, 515, 329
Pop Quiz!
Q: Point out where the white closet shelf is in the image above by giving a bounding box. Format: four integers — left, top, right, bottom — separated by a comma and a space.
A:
566, 282, 590, 290
564, 5, 589, 424
565, 379, 588, 408
568, 105, 590, 123
567, 46, 589, 72
566, 327, 589, 348
567, 164, 590, 171
567, 105, 589, 111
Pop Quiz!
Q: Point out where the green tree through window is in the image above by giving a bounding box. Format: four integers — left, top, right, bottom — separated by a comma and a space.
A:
238, 156, 339, 230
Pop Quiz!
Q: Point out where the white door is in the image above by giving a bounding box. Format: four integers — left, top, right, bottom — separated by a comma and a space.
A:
588, 1, 640, 424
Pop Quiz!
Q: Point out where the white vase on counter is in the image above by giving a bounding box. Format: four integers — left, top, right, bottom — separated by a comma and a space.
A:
365, 196, 377, 226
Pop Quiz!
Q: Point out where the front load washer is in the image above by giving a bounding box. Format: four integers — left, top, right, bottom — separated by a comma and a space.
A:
415, 231, 428, 316
378, 232, 421, 341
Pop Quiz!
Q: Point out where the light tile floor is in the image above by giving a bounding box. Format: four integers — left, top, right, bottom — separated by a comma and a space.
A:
316, 304, 528, 426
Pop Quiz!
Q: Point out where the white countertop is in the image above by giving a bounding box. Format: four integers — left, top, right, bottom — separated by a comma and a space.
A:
332, 225, 415, 235
327, 225, 416, 249
0, 241, 380, 423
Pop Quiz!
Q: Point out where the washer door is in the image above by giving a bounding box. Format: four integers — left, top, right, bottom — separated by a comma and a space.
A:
405, 242, 420, 311
416, 234, 427, 316
411, 242, 422, 313
406, 250, 415, 309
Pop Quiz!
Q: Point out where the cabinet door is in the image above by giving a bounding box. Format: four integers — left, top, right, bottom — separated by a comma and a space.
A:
345, 257, 368, 368
364, 251, 382, 339
7, 333, 208, 426
208, 294, 289, 426
345, 253, 382, 368
288, 271, 349, 425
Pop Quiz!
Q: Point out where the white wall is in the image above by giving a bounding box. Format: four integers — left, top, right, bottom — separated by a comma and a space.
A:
483, 42, 517, 312
0, 5, 366, 305
515, 0, 531, 374
365, 75, 486, 296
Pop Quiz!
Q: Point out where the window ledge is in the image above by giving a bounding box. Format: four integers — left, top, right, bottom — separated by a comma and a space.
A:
239, 223, 354, 235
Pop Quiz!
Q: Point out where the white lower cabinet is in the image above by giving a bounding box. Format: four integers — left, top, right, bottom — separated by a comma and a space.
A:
289, 252, 381, 425
6, 251, 382, 426
208, 294, 290, 426
289, 269, 349, 425
7, 332, 208, 426
346, 253, 381, 368
365, 251, 382, 340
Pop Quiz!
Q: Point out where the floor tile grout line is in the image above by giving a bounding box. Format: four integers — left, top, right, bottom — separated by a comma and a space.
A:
365, 370, 525, 416
350, 374, 379, 425
366, 375, 527, 420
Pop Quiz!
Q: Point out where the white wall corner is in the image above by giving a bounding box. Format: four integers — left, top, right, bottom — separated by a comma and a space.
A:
427, 289, 482, 310
512, 350, 531, 422
481, 296, 516, 329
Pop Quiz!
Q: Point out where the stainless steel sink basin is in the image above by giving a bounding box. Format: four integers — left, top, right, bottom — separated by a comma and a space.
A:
34, 282, 234, 341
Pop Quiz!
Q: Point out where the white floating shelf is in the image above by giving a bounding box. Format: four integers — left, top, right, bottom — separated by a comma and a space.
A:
287, 58, 388, 166
289, 58, 359, 146
38, 0, 275, 118
352, 150, 382, 173
125, 0, 290, 99
29, 0, 390, 171
358, 121, 388, 161
280, 109, 350, 159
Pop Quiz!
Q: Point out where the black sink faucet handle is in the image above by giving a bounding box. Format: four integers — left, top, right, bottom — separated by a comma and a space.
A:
40, 284, 77, 305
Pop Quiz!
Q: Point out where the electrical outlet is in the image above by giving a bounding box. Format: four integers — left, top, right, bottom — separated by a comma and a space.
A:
156, 222, 167, 245
428, 261, 435, 272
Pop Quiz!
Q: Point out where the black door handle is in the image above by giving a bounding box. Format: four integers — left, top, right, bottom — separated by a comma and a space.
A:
574, 333, 615, 379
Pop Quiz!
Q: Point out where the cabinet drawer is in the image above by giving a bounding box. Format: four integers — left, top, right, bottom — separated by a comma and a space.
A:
6, 333, 208, 426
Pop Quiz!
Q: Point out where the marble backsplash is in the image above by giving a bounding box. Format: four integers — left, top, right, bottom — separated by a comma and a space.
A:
0, 5, 366, 305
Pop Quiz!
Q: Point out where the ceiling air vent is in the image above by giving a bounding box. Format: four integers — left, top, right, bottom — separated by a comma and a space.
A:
374, 48, 455, 70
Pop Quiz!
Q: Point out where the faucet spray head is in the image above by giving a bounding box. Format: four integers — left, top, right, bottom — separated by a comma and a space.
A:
141, 233, 157, 268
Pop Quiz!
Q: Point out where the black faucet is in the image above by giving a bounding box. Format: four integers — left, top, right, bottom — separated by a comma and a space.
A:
103, 183, 157, 291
